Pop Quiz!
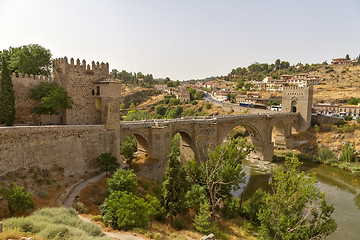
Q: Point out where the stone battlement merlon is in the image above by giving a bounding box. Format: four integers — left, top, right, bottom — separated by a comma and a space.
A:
283, 86, 312, 90
11, 72, 53, 82
54, 56, 109, 74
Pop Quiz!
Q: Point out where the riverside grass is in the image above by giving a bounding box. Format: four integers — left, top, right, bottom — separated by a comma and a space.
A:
3, 207, 111, 240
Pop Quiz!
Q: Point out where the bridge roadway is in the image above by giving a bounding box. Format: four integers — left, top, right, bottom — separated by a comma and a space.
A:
119, 111, 300, 162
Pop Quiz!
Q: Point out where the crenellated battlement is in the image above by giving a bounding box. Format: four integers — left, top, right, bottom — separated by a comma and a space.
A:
283, 86, 312, 90
54, 56, 109, 74
11, 72, 53, 83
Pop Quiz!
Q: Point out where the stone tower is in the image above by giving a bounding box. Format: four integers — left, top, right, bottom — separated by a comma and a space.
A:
282, 86, 313, 132
53, 57, 110, 125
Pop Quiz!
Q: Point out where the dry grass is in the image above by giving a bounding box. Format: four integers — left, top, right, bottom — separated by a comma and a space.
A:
0, 228, 43, 240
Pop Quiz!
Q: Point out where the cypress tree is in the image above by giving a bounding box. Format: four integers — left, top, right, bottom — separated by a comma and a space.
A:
0, 51, 16, 126
162, 134, 187, 219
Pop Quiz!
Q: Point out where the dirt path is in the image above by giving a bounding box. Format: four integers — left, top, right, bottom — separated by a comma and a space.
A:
60, 172, 146, 240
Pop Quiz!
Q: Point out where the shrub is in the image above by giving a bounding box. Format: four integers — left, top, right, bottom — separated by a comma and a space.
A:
38, 190, 49, 199
3, 207, 106, 240
91, 215, 103, 222
317, 147, 337, 164
73, 201, 88, 214
191, 100, 198, 105
5, 182, 34, 215
193, 201, 212, 234
172, 216, 186, 230
96, 153, 120, 175
334, 119, 346, 126
357, 118, 360, 124
340, 142, 356, 162
106, 169, 137, 194
221, 197, 239, 219
205, 102, 212, 109
100, 191, 149, 230
241, 188, 264, 224
344, 116, 353, 121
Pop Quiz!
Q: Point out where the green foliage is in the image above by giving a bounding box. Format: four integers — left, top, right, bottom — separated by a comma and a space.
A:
96, 153, 120, 175
120, 135, 137, 163
193, 201, 212, 234
120, 103, 126, 109
123, 109, 150, 121
241, 188, 264, 224
344, 115, 353, 121
172, 216, 186, 230
155, 104, 167, 116
316, 147, 337, 164
0, 52, 15, 125
168, 98, 180, 106
100, 191, 149, 230
129, 102, 136, 108
3, 207, 107, 240
187, 139, 252, 221
162, 135, 187, 219
8, 44, 52, 76
347, 97, 360, 105
166, 106, 183, 119
257, 157, 337, 240
334, 119, 346, 126
106, 169, 137, 194
5, 182, 34, 215
194, 91, 204, 100
30, 81, 72, 115
191, 100, 198, 105
205, 102, 212, 109
221, 196, 240, 219
266, 100, 280, 106
340, 142, 356, 162
357, 117, 360, 124
72, 201, 88, 214
146, 194, 165, 220
185, 184, 207, 213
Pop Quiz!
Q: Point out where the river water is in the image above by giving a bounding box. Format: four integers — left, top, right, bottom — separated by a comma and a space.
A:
233, 159, 360, 239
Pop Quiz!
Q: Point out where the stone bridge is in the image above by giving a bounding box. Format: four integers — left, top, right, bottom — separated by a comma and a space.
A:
119, 112, 299, 162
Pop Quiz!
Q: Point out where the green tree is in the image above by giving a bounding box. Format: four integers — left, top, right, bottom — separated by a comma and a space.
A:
5, 182, 34, 215
120, 135, 137, 163
0, 51, 16, 126
155, 104, 167, 116
107, 169, 137, 194
9, 44, 52, 76
96, 153, 120, 176
100, 191, 149, 230
347, 97, 359, 105
187, 139, 252, 221
346, 54, 350, 60
166, 106, 183, 119
30, 81, 72, 116
340, 142, 356, 162
193, 201, 212, 234
194, 91, 204, 100
123, 109, 149, 121
162, 135, 187, 219
205, 102, 212, 109
257, 156, 336, 240
166, 81, 175, 87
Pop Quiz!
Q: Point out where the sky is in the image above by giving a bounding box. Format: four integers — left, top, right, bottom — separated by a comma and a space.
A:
0, 0, 359, 80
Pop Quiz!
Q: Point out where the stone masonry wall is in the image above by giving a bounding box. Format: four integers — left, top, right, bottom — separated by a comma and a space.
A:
0, 74, 57, 125
53, 57, 109, 125
0, 125, 120, 177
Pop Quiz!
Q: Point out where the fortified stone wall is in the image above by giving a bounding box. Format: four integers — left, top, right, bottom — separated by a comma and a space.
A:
0, 73, 57, 125
0, 125, 121, 177
53, 57, 109, 125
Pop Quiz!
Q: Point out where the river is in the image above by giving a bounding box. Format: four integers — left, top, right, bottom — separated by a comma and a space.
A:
233, 159, 360, 239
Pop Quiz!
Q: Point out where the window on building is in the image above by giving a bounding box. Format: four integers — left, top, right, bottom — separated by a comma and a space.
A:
96, 86, 100, 95
92, 89, 95, 95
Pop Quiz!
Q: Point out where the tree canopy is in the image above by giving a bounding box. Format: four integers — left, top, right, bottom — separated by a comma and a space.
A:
30, 82, 73, 115
257, 156, 336, 239
8, 44, 52, 76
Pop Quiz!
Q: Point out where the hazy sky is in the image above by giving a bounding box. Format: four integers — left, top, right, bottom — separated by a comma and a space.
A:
0, 0, 359, 80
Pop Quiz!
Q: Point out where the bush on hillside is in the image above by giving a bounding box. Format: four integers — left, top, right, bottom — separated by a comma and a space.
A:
3, 207, 108, 240
106, 169, 137, 194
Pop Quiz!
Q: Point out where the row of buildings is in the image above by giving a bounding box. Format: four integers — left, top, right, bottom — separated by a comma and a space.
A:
251, 73, 321, 91
313, 102, 360, 117
154, 85, 191, 102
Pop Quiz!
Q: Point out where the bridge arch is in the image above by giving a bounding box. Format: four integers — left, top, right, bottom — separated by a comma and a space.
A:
269, 119, 288, 149
171, 128, 196, 163
120, 131, 151, 153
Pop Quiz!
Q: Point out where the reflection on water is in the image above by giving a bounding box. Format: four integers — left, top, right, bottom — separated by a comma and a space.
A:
238, 159, 360, 240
